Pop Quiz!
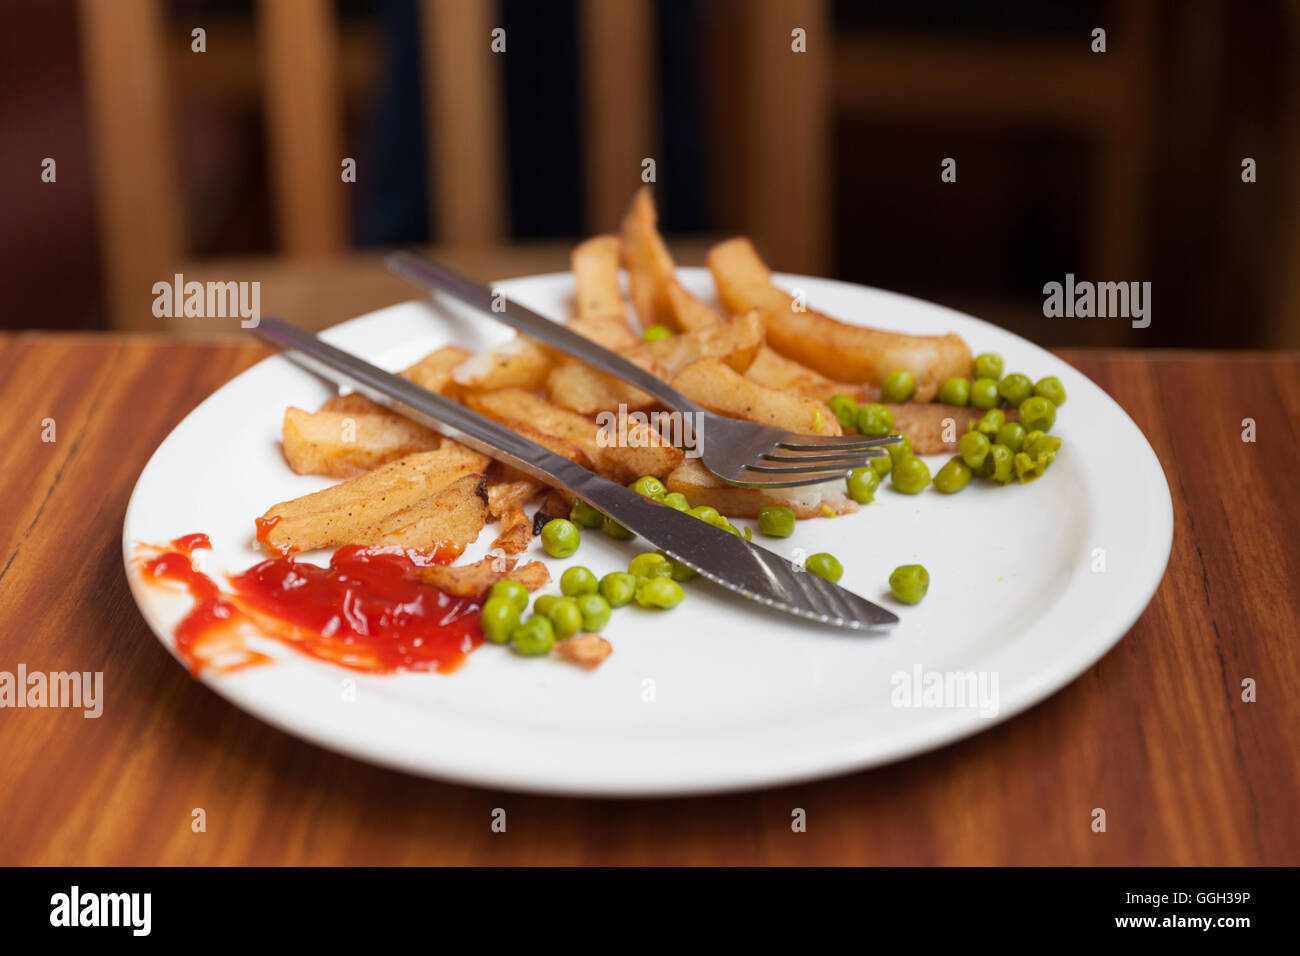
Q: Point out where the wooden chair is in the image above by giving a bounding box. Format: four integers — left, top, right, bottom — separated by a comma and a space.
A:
79, 0, 1155, 335
79, 0, 812, 332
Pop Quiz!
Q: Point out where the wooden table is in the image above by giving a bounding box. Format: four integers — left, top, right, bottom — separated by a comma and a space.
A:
1, 335, 1296, 865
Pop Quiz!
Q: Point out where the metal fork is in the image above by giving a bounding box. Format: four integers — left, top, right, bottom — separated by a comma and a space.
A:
253, 317, 898, 629
387, 250, 900, 488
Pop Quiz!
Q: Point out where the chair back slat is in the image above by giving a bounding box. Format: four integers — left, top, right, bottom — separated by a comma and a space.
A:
420, 0, 507, 244
258, 0, 346, 256
79, 0, 183, 330
578, 0, 657, 234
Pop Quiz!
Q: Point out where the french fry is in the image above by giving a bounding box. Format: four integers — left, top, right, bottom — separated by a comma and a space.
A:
369, 473, 489, 553
461, 389, 596, 469
553, 633, 613, 669
620, 188, 675, 329
401, 345, 473, 397
318, 393, 390, 416
538, 488, 573, 518
258, 446, 489, 554
464, 388, 682, 481
545, 311, 762, 416
571, 236, 640, 350
621, 187, 724, 331
490, 504, 532, 554
281, 405, 440, 479
672, 357, 842, 436
546, 360, 658, 416
887, 403, 1014, 455
626, 310, 763, 376
744, 346, 880, 404
664, 278, 726, 332
413, 555, 550, 598
665, 458, 856, 519
708, 238, 973, 400
453, 237, 637, 394
486, 476, 543, 519
507, 559, 551, 592
452, 336, 554, 391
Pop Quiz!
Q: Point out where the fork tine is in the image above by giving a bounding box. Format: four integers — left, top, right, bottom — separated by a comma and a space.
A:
750, 458, 879, 474
741, 463, 856, 478
762, 449, 887, 464
777, 434, 903, 452
730, 472, 856, 489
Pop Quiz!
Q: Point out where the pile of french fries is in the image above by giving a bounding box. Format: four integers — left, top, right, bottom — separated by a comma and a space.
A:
258, 189, 976, 606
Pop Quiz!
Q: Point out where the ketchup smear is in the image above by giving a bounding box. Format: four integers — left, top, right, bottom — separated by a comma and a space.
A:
142, 534, 483, 676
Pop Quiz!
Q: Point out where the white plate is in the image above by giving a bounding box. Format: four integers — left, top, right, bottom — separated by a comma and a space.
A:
123, 270, 1172, 796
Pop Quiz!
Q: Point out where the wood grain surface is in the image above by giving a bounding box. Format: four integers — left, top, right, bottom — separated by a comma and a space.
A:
1, 334, 1296, 865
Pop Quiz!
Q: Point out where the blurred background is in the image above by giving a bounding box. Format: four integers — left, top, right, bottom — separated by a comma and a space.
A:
3, 0, 1298, 347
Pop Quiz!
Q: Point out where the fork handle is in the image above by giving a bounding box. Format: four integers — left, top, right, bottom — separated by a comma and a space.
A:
387, 250, 706, 415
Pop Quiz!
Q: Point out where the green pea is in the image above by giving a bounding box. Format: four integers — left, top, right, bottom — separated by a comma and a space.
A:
933, 457, 972, 494
547, 597, 583, 639
510, 615, 555, 656
687, 505, 720, 524
938, 377, 971, 407
1034, 375, 1066, 406
1018, 395, 1056, 432
827, 395, 859, 431
661, 492, 690, 511
881, 369, 916, 403
758, 505, 796, 538
629, 552, 672, 579
1025, 432, 1062, 457
976, 408, 1006, 436
805, 552, 843, 583
846, 467, 880, 504
602, 514, 635, 540
480, 597, 520, 644
957, 431, 990, 469
870, 454, 893, 478
973, 353, 1004, 382
533, 594, 560, 617
635, 576, 685, 609
891, 455, 931, 494
970, 377, 999, 410
994, 421, 1027, 454
488, 579, 529, 613
708, 514, 743, 537
642, 324, 673, 342
560, 566, 598, 597
569, 499, 604, 528
982, 443, 1014, 483
887, 434, 913, 465
1013, 452, 1043, 483
856, 403, 895, 437
599, 571, 637, 608
997, 373, 1033, 407
889, 564, 930, 605
657, 551, 698, 581
540, 518, 580, 558
576, 593, 611, 631
630, 475, 666, 499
